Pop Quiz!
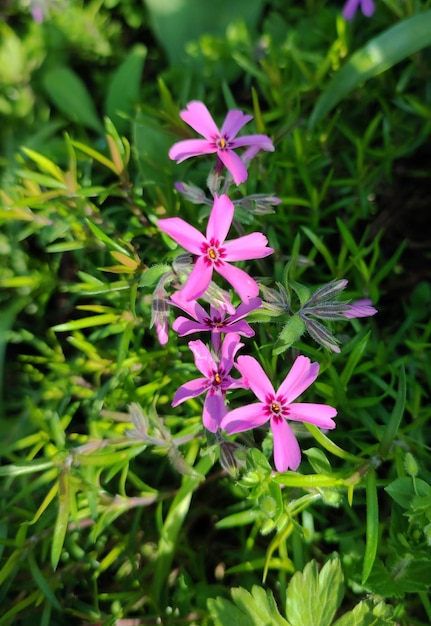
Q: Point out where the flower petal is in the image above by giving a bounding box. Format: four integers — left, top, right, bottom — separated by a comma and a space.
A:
220, 110, 253, 139
221, 402, 269, 433
215, 262, 259, 302
217, 149, 248, 185
169, 139, 216, 162
342, 0, 360, 20
277, 356, 319, 404
271, 418, 301, 472
172, 317, 206, 336
231, 134, 274, 152
179, 101, 219, 139
220, 333, 243, 372
203, 391, 227, 432
362, 0, 375, 17
170, 291, 207, 322
158, 217, 205, 254
188, 339, 216, 378
235, 355, 274, 401
228, 297, 262, 322
180, 257, 213, 301
206, 193, 234, 244
223, 233, 273, 261
287, 403, 337, 429
343, 299, 377, 318
172, 378, 209, 406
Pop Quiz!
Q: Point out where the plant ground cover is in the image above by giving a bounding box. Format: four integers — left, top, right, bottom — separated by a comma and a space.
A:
1, 1, 431, 624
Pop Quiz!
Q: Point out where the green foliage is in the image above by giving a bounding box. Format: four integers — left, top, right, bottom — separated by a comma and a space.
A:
208, 559, 395, 626
1, 0, 431, 624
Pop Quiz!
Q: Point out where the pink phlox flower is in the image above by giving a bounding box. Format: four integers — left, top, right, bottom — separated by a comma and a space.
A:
342, 299, 377, 319
172, 333, 245, 433
342, 0, 375, 20
158, 193, 273, 304
171, 292, 261, 353
221, 355, 337, 472
169, 101, 274, 185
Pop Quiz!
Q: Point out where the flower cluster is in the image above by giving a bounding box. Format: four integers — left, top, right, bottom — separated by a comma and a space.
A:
153, 101, 377, 473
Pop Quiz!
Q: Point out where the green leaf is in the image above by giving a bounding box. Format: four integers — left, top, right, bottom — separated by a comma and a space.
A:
362, 467, 378, 585
385, 477, 431, 509
285, 559, 344, 626
208, 585, 289, 626
310, 11, 431, 127
51, 470, 70, 570
273, 315, 305, 354
377, 367, 406, 459
43, 67, 103, 133
105, 45, 147, 134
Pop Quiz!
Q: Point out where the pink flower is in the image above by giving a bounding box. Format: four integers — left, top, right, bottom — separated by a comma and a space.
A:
342, 299, 377, 318
342, 0, 375, 20
221, 355, 337, 472
169, 101, 274, 185
171, 292, 261, 353
158, 194, 273, 303
172, 334, 245, 432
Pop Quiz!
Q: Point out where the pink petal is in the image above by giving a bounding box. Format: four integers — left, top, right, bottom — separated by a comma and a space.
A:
206, 194, 234, 244
180, 101, 219, 139
170, 291, 206, 321
215, 262, 260, 302
342, 0, 360, 19
158, 217, 205, 255
362, 0, 375, 17
220, 333, 243, 372
172, 378, 209, 406
172, 317, 205, 336
223, 319, 255, 338
203, 391, 227, 432
221, 402, 269, 433
217, 149, 248, 185
223, 232, 273, 261
277, 356, 320, 404
180, 257, 213, 301
343, 299, 377, 318
271, 418, 301, 472
188, 339, 216, 377
231, 134, 274, 152
228, 297, 262, 322
235, 355, 274, 401
288, 403, 337, 429
169, 139, 216, 162
220, 110, 253, 139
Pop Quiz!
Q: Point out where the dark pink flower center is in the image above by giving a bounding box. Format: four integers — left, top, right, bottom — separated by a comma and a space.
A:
214, 134, 231, 151
264, 395, 290, 420
201, 239, 226, 266
204, 314, 226, 330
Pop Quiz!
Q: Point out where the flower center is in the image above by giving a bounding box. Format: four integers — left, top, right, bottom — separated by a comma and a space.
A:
265, 395, 290, 419
201, 239, 226, 266
214, 373, 222, 385
215, 135, 230, 150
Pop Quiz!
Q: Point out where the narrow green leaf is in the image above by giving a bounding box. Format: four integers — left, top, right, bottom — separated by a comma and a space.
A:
105, 45, 147, 134
377, 366, 406, 459
85, 219, 131, 256
20, 147, 66, 182
51, 313, 120, 332
28, 552, 62, 610
51, 471, 70, 570
362, 467, 379, 585
43, 67, 103, 133
340, 331, 370, 388
310, 11, 431, 127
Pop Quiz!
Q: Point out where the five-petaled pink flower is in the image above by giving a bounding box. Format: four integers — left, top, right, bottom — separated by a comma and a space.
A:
221, 355, 337, 472
342, 0, 375, 20
172, 334, 245, 433
169, 101, 274, 185
171, 291, 261, 353
158, 193, 273, 303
